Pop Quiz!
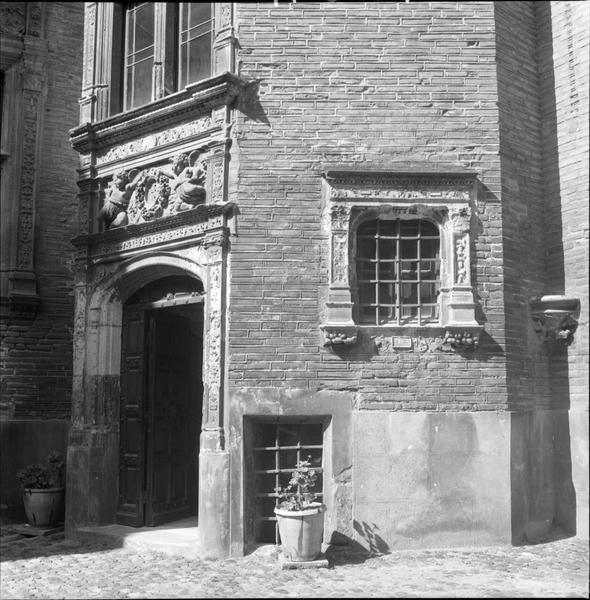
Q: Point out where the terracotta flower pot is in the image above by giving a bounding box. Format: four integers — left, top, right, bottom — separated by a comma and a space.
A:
22, 487, 64, 528
274, 502, 326, 561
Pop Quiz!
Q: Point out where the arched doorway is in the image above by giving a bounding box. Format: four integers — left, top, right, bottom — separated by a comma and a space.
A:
116, 275, 204, 527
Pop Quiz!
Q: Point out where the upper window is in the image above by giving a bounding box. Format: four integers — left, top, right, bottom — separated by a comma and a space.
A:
356, 218, 441, 326
119, 2, 214, 112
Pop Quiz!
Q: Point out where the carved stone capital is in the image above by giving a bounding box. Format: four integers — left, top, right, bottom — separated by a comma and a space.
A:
530, 295, 580, 345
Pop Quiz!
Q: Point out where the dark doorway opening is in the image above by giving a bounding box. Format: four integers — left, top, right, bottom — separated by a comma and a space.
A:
117, 276, 204, 527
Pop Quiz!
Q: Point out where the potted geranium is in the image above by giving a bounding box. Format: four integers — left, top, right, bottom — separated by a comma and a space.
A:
16, 450, 65, 528
274, 457, 326, 562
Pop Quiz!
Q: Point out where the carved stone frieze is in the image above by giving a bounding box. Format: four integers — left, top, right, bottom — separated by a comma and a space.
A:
25, 2, 44, 37
331, 205, 350, 230
0, 3, 25, 36
97, 153, 209, 230
74, 203, 234, 262
96, 117, 214, 165
331, 188, 470, 201
441, 327, 482, 350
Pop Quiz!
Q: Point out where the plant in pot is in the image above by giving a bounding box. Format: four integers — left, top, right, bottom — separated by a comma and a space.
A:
16, 450, 65, 528
274, 457, 326, 562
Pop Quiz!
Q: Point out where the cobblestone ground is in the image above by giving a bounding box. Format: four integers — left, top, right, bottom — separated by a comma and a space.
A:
0, 531, 588, 599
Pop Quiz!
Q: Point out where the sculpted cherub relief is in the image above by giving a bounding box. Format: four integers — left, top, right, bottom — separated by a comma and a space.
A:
166, 152, 207, 213
97, 152, 208, 230
97, 169, 141, 229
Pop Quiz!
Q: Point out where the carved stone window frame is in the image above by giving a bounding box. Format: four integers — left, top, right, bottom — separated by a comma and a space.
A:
320, 170, 482, 347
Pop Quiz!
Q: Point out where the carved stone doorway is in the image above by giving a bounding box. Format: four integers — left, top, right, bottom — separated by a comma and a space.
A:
116, 276, 204, 527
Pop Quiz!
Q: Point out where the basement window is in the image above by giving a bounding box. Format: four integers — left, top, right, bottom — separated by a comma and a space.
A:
247, 421, 324, 544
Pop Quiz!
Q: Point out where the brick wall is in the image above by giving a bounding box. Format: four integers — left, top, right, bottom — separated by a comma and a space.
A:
538, 1, 589, 409
494, 2, 550, 410
229, 1, 508, 409
0, 2, 83, 419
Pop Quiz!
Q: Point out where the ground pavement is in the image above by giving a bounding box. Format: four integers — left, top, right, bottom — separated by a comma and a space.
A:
0, 527, 588, 599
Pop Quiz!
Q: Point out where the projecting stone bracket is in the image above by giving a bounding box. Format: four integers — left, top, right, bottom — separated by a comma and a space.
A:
440, 325, 483, 351
530, 295, 580, 346
320, 324, 359, 347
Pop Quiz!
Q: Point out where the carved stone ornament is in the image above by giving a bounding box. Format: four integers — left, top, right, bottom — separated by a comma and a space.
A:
530, 295, 580, 345
320, 325, 359, 347
440, 326, 483, 351
97, 153, 207, 230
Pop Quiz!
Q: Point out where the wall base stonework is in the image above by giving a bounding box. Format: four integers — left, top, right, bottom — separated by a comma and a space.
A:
352, 411, 512, 550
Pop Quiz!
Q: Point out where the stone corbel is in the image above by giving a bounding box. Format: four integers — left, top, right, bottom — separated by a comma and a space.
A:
320, 324, 358, 347
441, 325, 483, 351
530, 295, 580, 345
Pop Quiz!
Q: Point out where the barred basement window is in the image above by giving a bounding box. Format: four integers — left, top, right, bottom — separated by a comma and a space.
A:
356, 218, 441, 325
251, 422, 324, 544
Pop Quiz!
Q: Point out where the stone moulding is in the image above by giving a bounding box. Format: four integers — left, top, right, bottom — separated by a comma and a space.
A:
529, 295, 580, 345
72, 203, 235, 261
321, 169, 481, 349
70, 72, 246, 154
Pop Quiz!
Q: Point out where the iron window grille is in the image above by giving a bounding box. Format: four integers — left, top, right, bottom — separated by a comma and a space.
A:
356, 218, 441, 325
252, 422, 324, 544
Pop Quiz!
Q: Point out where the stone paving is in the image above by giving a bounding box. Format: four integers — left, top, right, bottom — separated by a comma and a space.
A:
0, 530, 588, 599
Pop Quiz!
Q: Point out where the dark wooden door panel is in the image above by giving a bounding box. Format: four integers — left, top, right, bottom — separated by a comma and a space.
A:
145, 310, 196, 526
117, 309, 146, 526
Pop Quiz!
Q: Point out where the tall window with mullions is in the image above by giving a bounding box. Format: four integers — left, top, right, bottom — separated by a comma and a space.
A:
178, 3, 214, 89
121, 2, 214, 112
356, 218, 441, 325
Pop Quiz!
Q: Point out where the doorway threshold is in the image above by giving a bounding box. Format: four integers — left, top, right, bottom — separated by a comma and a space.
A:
77, 516, 200, 558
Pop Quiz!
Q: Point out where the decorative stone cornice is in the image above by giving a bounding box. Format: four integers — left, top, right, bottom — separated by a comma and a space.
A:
322, 169, 477, 188
530, 295, 580, 345
70, 72, 246, 154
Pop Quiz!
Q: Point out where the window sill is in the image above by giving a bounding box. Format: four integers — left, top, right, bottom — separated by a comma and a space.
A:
70, 72, 246, 154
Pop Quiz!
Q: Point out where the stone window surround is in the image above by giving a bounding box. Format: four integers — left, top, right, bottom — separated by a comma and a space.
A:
320, 170, 482, 348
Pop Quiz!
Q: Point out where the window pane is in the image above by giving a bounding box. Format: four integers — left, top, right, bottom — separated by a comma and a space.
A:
402, 283, 417, 303
357, 260, 376, 281
378, 306, 396, 324
400, 220, 419, 236
378, 261, 396, 281
360, 305, 376, 324
378, 283, 395, 305
420, 220, 439, 236
359, 285, 376, 305
357, 237, 376, 258
420, 282, 438, 304
421, 238, 439, 259
378, 220, 397, 237
179, 2, 213, 87
358, 220, 377, 235
378, 239, 395, 260
401, 261, 418, 280
125, 3, 155, 110
400, 239, 418, 259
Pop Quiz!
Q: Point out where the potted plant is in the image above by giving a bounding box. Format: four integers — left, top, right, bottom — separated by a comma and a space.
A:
16, 450, 65, 528
274, 457, 326, 562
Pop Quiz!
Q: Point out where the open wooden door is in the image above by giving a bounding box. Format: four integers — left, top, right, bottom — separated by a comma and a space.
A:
117, 308, 147, 526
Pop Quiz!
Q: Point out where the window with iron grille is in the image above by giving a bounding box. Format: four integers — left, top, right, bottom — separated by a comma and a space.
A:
250, 422, 324, 544
356, 218, 441, 325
